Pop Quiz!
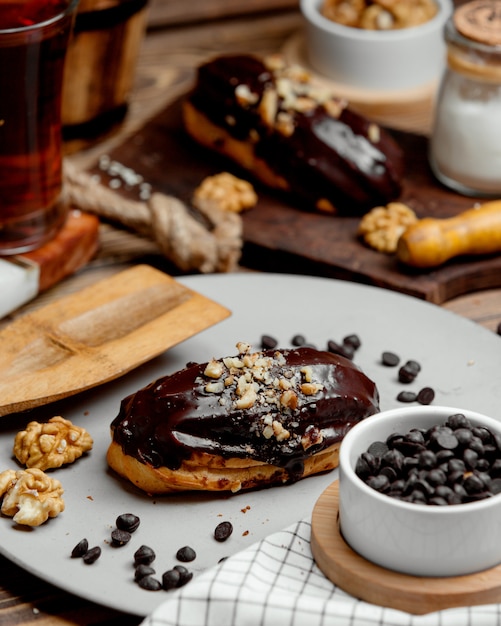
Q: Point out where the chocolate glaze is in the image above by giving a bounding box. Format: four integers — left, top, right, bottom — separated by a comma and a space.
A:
110, 347, 379, 483
187, 54, 404, 214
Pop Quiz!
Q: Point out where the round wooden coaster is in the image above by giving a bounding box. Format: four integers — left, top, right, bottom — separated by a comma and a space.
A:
281, 32, 436, 135
311, 480, 501, 615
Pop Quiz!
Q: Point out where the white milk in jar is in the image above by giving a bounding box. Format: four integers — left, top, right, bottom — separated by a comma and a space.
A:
429, 0, 501, 196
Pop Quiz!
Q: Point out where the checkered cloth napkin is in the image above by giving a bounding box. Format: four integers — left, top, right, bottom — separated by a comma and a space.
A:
141, 519, 501, 626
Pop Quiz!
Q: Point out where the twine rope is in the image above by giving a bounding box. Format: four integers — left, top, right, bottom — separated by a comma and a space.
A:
63, 160, 243, 273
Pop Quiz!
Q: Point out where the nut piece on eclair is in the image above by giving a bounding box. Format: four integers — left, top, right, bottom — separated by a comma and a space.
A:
182, 53, 404, 215
106, 342, 379, 494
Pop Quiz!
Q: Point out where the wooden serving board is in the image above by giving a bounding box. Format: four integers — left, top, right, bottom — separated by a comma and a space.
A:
0, 265, 230, 417
311, 481, 501, 615
94, 96, 500, 304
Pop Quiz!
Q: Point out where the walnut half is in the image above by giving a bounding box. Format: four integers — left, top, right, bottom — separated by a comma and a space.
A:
357, 202, 418, 253
193, 172, 258, 214
0, 468, 64, 526
13, 416, 93, 471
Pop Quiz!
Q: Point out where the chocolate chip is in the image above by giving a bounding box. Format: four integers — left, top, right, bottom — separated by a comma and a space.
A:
398, 360, 421, 383
343, 334, 361, 350
71, 538, 88, 558
137, 576, 162, 591
261, 335, 278, 349
214, 521, 233, 542
291, 334, 306, 346
176, 546, 196, 562
135, 564, 156, 581
173, 565, 193, 587
82, 546, 101, 564
368, 441, 388, 457
327, 339, 354, 360
162, 569, 181, 590
134, 545, 156, 566
116, 513, 140, 533
382, 351, 400, 367
111, 529, 131, 546
417, 387, 435, 405
397, 391, 417, 403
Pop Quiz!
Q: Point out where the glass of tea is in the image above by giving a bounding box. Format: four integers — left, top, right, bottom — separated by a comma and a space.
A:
0, 0, 79, 255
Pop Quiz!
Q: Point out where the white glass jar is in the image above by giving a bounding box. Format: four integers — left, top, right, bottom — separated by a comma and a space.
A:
429, 1, 501, 196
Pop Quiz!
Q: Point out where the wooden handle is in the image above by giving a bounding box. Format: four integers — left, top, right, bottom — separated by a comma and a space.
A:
397, 201, 501, 268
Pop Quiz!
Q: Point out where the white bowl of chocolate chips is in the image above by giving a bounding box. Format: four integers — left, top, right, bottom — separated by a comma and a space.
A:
339, 405, 501, 577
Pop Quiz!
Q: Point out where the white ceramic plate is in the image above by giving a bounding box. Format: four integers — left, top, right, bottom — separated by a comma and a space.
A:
0, 273, 500, 617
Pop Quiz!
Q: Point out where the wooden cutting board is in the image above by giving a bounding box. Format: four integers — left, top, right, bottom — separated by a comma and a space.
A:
92, 96, 499, 304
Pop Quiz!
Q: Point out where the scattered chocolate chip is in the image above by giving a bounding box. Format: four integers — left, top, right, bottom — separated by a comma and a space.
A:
134, 564, 156, 581
137, 575, 162, 591
173, 565, 193, 587
382, 351, 400, 367
176, 546, 196, 562
326, 339, 354, 360
398, 360, 421, 383
343, 334, 361, 350
397, 391, 417, 403
417, 387, 435, 405
214, 521, 233, 542
291, 334, 306, 346
82, 546, 101, 564
162, 569, 181, 590
71, 538, 88, 558
134, 545, 156, 566
116, 513, 140, 533
111, 528, 132, 547
260, 335, 278, 350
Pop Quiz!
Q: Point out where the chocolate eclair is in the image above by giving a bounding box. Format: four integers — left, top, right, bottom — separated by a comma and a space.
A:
183, 54, 404, 215
107, 342, 379, 494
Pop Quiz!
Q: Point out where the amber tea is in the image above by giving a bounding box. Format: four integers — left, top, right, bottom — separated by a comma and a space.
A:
0, 0, 78, 254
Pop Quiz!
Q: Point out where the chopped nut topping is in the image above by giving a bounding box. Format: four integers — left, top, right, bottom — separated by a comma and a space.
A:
232, 54, 349, 140
199, 343, 325, 444
235, 83, 259, 107
301, 382, 324, 395
204, 359, 225, 379
301, 426, 324, 451
358, 202, 418, 253
258, 87, 279, 128
301, 366, 313, 383
368, 123, 380, 144
280, 389, 298, 410
13, 416, 93, 471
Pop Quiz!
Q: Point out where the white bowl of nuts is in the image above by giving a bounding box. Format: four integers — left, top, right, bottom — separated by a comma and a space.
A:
300, 0, 453, 91
339, 405, 501, 577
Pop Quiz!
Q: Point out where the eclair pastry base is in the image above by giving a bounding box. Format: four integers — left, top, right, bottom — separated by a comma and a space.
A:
183, 100, 290, 194
106, 440, 341, 494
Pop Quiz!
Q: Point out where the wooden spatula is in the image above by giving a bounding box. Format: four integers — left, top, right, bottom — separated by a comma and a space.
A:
0, 265, 230, 417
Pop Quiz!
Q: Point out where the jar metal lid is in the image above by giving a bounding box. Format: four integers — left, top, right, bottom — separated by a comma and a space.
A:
454, 0, 501, 46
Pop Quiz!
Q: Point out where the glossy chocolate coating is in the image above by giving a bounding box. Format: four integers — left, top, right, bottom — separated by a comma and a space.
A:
187, 54, 404, 213
110, 347, 379, 481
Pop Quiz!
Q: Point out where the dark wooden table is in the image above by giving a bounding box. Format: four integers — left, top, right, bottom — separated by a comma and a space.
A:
2, 1, 501, 624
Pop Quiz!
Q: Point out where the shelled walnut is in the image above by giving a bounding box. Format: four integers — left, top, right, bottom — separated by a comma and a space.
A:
0, 468, 64, 526
357, 202, 418, 253
321, 0, 438, 30
193, 172, 258, 214
13, 416, 93, 471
